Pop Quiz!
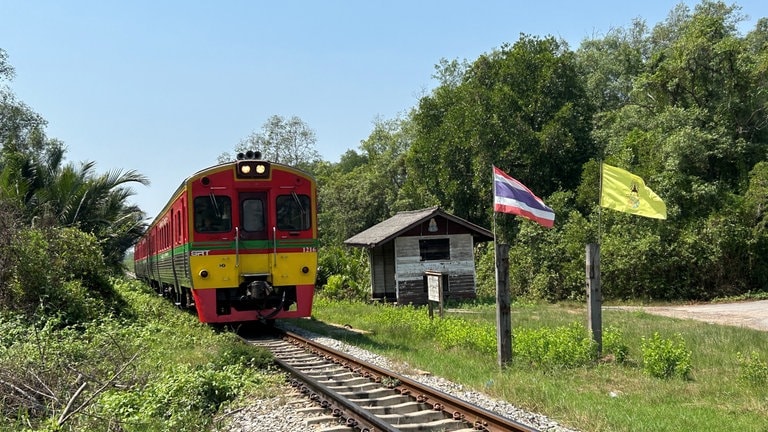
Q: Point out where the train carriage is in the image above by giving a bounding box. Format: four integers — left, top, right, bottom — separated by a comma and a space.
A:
134, 152, 317, 323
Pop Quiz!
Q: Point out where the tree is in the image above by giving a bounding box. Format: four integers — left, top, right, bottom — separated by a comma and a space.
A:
0, 48, 13, 81
583, 0, 768, 299
406, 35, 596, 231
0, 50, 149, 271
220, 115, 321, 168
576, 19, 651, 113
317, 115, 415, 246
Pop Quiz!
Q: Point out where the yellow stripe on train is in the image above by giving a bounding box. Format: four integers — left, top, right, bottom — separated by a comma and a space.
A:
190, 251, 318, 289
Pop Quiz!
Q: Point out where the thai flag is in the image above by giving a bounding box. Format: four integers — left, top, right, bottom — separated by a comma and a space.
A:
493, 166, 555, 228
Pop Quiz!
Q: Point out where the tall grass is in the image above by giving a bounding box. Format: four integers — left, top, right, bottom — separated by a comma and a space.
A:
287, 298, 768, 432
0, 278, 283, 432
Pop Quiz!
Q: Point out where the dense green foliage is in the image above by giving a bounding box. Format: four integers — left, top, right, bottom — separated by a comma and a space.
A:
316, 245, 370, 301
0, 279, 279, 432
314, 1, 768, 302
8, 227, 119, 323
0, 194, 123, 322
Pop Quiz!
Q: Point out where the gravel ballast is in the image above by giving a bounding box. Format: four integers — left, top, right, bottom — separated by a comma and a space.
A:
222, 324, 580, 432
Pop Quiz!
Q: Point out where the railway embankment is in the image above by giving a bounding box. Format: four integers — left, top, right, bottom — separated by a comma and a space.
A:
276, 297, 768, 432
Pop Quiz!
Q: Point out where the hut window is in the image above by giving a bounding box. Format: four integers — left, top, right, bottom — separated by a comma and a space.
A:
419, 238, 450, 261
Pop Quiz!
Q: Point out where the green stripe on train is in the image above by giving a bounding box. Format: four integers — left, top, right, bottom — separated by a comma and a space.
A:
189, 239, 319, 250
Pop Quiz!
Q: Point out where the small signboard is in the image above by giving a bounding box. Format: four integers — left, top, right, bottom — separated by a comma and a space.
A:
427, 272, 441, 302
424, 271, 444, 319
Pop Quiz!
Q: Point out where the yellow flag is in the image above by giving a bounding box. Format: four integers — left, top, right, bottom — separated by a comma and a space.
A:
600, 163, 667, 219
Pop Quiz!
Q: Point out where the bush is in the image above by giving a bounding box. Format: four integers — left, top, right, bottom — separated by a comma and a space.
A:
736, 351, 768, 387
317, 246, 370, 301
321, 274, 369, 301
7, 227, 118, 323
0, 200, 21, 309
640, 332, 692, 379
602, 325, 629, 363
0, 315, 137, 430
0, 278, 283, 431
473, 243, 496, 301
513, 322, 598, 369
98, 362, 266, 431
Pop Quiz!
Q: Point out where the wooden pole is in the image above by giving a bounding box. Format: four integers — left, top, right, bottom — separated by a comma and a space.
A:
586, 243, 602, 355
495, 243, 512, 367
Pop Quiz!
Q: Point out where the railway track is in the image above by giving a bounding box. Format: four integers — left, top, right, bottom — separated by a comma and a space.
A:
245, 329, 539, 432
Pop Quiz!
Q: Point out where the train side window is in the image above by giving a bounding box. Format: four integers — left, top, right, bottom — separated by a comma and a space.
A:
276, 193, 310, 231
194, 196, 232, 233
176, 210, 182, 242
242, 198, 265, 232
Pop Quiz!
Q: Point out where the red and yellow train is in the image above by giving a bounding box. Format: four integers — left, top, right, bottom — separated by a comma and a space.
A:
133, 151, 317, 324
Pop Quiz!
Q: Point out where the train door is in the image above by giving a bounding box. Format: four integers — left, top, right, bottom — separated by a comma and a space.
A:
239, 192, 268, 240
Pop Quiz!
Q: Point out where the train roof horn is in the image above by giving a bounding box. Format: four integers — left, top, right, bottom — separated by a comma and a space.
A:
237, 150, 262, 160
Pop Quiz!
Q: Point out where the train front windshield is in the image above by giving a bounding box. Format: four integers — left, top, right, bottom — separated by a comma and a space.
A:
194, 192, 311, 235
194, 196, 232, 233
276, 193, 311, 231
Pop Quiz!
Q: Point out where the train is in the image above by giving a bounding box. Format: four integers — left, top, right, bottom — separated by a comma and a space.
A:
133, 151, 318, 324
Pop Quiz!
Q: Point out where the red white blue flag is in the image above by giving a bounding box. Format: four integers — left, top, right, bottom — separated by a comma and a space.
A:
493, 166, 555, 228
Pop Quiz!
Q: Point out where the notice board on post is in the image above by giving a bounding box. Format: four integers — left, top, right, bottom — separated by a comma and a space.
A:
424, 271, 445, 319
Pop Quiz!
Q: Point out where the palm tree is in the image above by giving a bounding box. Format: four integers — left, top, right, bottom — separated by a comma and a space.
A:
34, 163, 150, 270
2, 62, 149, 272
1, 139, 149, 271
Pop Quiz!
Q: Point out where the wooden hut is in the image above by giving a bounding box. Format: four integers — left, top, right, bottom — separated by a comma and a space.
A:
344, 206, 493, 305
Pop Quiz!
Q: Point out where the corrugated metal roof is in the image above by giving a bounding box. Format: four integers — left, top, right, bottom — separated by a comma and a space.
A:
344, 206, 493, 248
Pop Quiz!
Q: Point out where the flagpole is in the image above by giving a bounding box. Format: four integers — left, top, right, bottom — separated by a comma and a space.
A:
492, 165, 498, 269
598, 160, 603, 246
589, 160, 604, 355
491, 164, 512, 367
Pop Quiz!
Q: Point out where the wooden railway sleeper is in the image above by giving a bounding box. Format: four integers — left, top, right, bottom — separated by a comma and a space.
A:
274, 356, 401, 432
265, 332, 541, 432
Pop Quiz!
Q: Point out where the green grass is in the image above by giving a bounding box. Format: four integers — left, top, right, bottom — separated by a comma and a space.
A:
0, 278, 283, 432
285, 298, 768, 432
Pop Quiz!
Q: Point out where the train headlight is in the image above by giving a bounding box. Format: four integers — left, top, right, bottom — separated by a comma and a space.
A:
236, 161, 270, 178
199, 270, 209, 278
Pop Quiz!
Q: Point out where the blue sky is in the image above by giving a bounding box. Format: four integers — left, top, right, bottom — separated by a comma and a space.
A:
1, 1, 765, 218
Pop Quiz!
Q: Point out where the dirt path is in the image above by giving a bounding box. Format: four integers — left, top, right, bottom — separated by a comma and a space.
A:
606, 300, 768, 331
